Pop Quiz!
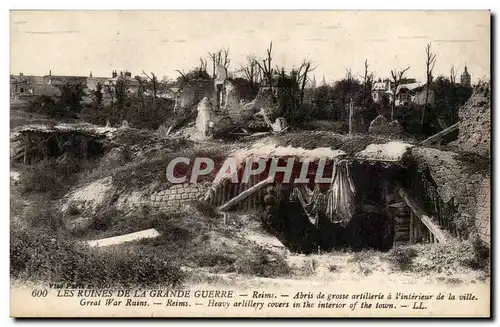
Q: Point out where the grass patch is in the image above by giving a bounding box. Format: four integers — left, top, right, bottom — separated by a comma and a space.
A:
18, 158, 92, 199
388, 240, 490, 274
10, 228, 184, 287
348, 250, 377, 265
23, 205, 66, 235
388, 247, 418, 271
135, 204, 290, 277
233, 247, 290, 278
110, 146, 228, 193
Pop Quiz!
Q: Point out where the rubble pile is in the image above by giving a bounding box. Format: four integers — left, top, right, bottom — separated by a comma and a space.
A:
368, 115, 406, 137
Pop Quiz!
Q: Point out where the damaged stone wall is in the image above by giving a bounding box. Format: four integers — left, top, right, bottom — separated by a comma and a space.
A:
454, 81, 490, 157
410, 146, 490, 245
177, 80, 213, 110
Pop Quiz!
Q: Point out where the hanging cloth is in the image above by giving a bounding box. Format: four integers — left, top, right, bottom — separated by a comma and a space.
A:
289, 184, 324, 226
325, 160, 356, 226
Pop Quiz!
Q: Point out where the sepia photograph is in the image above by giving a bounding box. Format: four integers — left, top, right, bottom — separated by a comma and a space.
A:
9, 10, 491, 318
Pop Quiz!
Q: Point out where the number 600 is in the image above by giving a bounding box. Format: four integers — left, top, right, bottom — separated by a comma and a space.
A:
31, 289, 48, 297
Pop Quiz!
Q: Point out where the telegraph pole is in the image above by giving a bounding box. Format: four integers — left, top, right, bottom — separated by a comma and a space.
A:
348, 97, 354, 134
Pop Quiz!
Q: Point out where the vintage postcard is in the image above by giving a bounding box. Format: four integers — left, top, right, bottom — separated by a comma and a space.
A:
10, 10, 491, 318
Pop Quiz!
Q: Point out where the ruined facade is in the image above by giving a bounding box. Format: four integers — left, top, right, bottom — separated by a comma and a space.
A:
174, 80, 213, 111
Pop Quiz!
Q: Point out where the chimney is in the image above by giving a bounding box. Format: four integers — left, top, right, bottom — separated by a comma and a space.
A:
49, 70, 52, 76
385, 79, 390, 91
120, 71, 124, 78
112, 70, 117, 78
89, 71, 93, 78
19, 73, 23, 76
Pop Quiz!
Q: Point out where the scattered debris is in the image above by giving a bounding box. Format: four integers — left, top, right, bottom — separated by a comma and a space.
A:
368, 115, 406, 137
120, 120, 130, 129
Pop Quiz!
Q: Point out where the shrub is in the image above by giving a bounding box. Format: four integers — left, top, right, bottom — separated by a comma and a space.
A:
23, 205, 65, 235
81, 97, 176, 130
193, 247, 237, 268
90, 206, 117, 232
26, 96, 65, 119
10, 228, 184, 287
459, 237, 490, 270
389, 241, 490, 274
234, 248, 290, 278
388, 247, 418, 271
19, 158, 85, 198
190, 200, 219, 220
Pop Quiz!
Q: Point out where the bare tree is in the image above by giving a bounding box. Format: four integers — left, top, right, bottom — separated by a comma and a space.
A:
345, 68, 355, 83
360, 59, 374, 111
357, 59, 375, 127
199, 58, 208, 73
208, 48, 231, 78
421, 43, 437, 127
207, 52, 217, 78
390, 66, 411, 120
134, 76, 146, 113
142, 70, 159, 115
142, 70, 158, 98
109, 79, 126, 121
239, 55, 259, 84
220, 48, 230, 71
103, 83, 114, 106
255, 42, 275, 93
450, 64, 457, 84
296, 60, 316, 107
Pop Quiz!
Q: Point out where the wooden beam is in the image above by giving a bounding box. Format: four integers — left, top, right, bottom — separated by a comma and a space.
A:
219, 176, 273, 212
421, 122, 459, 146
398, 188, 448, 244
388, 201, 405, 208
437, 118, 448, 129
165, 125, 173, 135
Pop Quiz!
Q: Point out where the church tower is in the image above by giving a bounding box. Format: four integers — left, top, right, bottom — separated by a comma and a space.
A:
310, 75, 317, 89
460, 65, 471, 87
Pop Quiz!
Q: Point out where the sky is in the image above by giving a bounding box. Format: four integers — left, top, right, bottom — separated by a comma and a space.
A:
10, 10, 490, 83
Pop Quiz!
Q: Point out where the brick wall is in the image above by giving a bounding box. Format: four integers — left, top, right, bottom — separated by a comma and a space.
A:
149, 183, 209, 207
